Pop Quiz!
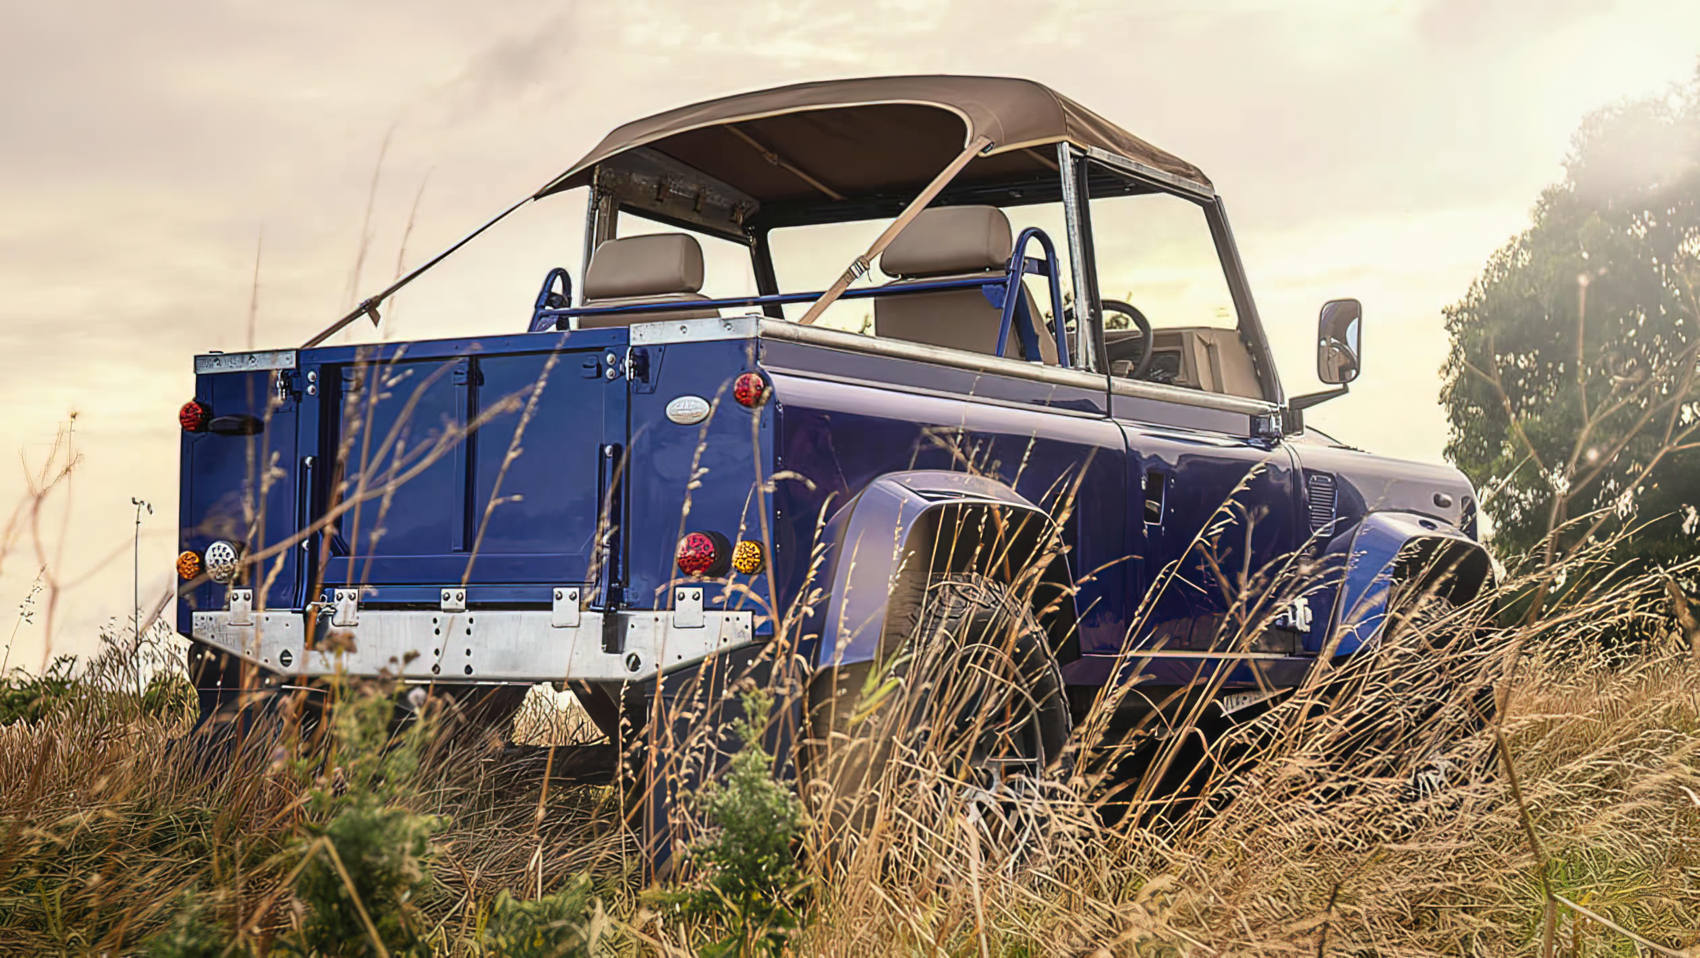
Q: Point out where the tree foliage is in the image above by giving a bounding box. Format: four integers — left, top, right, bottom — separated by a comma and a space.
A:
1443, 66, 1700, 569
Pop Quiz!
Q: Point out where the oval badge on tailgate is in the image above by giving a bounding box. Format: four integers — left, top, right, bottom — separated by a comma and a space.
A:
665, 395, 711, 425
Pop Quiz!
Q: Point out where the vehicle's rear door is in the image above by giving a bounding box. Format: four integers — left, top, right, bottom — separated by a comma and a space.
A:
303, 329, 628, 604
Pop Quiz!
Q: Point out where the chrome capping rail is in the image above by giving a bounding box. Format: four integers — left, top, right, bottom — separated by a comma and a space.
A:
194, 349, 299, 374
758, 317, 1279, 418
755, 317, 1106, 392
1107, 374, 1278, 417
629, 315, 761, 345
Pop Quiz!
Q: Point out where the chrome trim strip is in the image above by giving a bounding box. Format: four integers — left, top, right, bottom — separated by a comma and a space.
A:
195, 350, 298, 374
1125, 650, 1298, 660
756, 318, 1106, 392
629, 314, 761, 345
1083, 147, 1218, 201
1108, 376, 1277, 417
762, 364, 1105, 419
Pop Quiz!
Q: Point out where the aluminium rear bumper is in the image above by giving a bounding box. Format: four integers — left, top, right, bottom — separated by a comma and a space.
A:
190, 604, 755, 683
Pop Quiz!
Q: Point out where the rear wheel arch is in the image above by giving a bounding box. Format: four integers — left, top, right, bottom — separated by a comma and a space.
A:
810, 471, 1082, 674
802, 474, 1081, 797
879, 501, 1081, 668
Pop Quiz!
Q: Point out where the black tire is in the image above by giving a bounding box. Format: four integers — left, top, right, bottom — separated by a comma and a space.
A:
807, 571, 1072, 871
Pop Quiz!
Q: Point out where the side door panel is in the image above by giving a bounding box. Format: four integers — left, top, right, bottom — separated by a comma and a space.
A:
1109, 399, 1301, 659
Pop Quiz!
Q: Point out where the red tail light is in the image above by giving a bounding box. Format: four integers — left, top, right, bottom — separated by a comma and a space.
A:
179, 399, 209, 433
733, 372, 768, 407
676, 531, 729, 576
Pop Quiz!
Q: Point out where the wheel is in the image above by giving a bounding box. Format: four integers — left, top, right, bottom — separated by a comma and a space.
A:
1321, 589, 1496, 802
807, 571, 1073, 874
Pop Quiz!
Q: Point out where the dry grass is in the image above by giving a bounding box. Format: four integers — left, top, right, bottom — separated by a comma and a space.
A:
1, 540, 1696, 955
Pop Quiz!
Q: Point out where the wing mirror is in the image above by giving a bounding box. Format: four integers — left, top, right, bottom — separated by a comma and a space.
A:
1317, 298, 1362, 385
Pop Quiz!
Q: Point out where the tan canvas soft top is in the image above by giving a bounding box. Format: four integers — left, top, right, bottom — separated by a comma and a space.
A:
534, 75, 1211, 205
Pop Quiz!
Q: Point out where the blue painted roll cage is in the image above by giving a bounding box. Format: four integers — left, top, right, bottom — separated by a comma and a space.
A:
529, 226, 1074, 366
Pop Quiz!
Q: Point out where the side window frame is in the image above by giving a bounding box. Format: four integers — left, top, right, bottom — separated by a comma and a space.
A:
1063, 145, 1284, 405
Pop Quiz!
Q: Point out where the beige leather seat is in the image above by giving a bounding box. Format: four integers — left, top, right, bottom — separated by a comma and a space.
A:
874, 206, 1058, 364
578, 234, 719, 329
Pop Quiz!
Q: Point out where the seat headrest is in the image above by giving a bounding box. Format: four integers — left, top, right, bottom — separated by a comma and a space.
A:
879, 205, 1013, 278
583, 234, 705, 300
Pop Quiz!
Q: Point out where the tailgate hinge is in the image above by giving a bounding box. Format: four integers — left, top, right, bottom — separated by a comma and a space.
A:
439, 588, 466, 613
672, 586, 704, 629
228, 588, 254, 627
332, 588, 360, 627
551, 587, 582, 628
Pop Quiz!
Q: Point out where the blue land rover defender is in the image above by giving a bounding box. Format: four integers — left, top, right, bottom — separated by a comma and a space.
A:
176, 76, 1490, 863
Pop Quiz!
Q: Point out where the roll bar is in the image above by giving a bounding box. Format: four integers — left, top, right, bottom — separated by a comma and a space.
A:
530, 227, 1072, 368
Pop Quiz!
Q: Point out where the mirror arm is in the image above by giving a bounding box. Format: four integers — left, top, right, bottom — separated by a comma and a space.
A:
1288, 384, 1349, 413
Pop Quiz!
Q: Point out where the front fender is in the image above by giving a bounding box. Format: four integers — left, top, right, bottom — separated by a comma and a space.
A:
1323, 510, 1490, 657
809, 470, 1074, 671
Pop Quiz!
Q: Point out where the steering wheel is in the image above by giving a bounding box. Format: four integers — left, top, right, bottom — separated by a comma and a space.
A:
1099, 299, 1155, 380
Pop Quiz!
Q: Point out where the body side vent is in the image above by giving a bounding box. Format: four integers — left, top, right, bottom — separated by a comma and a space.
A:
1305, 471, 1338, 534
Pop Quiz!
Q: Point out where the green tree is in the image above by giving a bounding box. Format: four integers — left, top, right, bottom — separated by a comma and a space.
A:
1442, 66, 1700, 573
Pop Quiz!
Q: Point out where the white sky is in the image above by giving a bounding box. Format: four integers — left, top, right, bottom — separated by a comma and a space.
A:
2, 0, 1697, 667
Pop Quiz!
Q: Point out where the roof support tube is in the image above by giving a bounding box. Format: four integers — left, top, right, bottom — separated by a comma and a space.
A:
798, 135, 992, 326
726, 125, 845, 201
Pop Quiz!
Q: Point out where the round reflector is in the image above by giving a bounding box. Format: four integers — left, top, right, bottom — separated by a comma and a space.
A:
676, 531, 728, 577
731, 540, 765, 575
179, 399, 209, 432
176, 550, 201, 580
203, 540, 240, 583
733, 372, 768, 407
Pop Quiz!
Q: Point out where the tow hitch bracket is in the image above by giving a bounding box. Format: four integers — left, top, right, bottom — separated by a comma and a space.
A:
672, 587, 704, 628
